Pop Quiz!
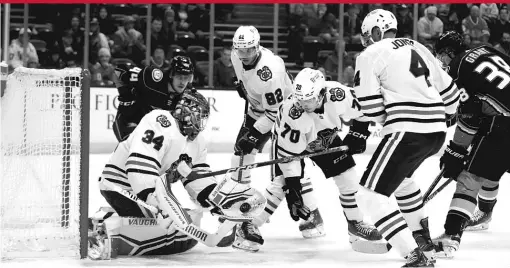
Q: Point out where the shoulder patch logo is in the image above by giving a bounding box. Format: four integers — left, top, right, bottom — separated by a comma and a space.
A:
152, 69, 163, 82
257, 66, 272, 82
289, 104, 303, 120
329, 88, 345, 102
156, 114, 171, 128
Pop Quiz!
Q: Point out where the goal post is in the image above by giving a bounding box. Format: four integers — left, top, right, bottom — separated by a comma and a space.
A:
1, 66, 90, 259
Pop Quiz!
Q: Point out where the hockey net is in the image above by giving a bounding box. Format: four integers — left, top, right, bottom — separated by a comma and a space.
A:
1, 67, 90, 260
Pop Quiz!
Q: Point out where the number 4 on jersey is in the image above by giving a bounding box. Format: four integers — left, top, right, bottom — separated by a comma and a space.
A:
409, 50, 432, 87
142, 130, 164, 150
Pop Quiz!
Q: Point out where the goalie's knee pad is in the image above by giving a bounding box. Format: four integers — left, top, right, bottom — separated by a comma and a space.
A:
230, 154, 256, 183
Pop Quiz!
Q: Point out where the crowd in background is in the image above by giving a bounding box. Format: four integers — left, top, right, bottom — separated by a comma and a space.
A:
2, 3, 510, 88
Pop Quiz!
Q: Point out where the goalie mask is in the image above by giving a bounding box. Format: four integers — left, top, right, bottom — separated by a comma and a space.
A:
172, 90, 210, 141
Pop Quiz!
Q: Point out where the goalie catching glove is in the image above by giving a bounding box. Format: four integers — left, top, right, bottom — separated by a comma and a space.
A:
283, 177, 311, 221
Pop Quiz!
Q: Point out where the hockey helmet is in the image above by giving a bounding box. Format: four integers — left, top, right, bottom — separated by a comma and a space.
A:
232, 25, 260, 63
169, 55, 194, 76
293, 68, 326, 112
435, 31, 465, 57
361, 9, 398, 47
172, 89, 210, 141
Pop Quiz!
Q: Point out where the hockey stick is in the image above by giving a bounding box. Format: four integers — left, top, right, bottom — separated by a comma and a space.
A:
423, 168, 445, 202
424, 177, 454, 205
186, 145, 349, 181
237, 99, 249, 182
99, 178, 238, 247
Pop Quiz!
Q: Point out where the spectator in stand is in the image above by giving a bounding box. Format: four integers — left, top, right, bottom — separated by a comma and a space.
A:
343, 4, 362, 44
287, 4, 308, 65
59, 29, 80, 66
163, 7, 177, 53
307, 4, 328, 36
396, 4, 414, 38
340, 65, 355, 87
480, 3, 499, 24
8, 28, 39, 69
111, 16, 146, 65
463, 5, 491, 48
70, 16, 84, 50
417, 6, 444, 46
213, 46, 235, 87
494, 31, 510, 55
188, 4, 210, 38
46, 46, 66, 69
150, 17, 168, 55
176, 4, 191, 32
142, 46, 171, 72
488, 8, 510, 45
90, 47, 115, 87
97, 6, 117, 36
89, 17, 110, 65
324, 39, 347, 78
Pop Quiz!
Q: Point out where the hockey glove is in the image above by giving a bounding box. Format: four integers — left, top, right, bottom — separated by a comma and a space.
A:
235, 127, 263, 155
343, 120, 370, 155
234, 79, 247, 100
283, 177, 310, 221
440, 141, 468, 180
165, 154, 193, 184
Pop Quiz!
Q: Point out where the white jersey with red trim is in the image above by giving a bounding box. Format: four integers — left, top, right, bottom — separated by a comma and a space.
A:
274, 81, 364, 178
353, 38, 459, 136
231, 46, 293, 134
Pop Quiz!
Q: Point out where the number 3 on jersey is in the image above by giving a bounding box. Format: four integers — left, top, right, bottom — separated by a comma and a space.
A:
142, 130, 164, 150
409, 50, 432, 87
265, 88, 284, 105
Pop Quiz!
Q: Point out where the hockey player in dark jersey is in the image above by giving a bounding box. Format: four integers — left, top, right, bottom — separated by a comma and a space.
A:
433, 31, 510, 258
112, 55, 194, 141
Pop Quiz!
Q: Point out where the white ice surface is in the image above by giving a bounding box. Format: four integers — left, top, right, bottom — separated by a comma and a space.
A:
2, 153, 509, 268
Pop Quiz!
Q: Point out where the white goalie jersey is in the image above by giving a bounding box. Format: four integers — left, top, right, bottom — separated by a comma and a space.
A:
353, 38, 459, 136
275, 81, 364, 178
231, 46, 293, 133
98, 109, 214, 203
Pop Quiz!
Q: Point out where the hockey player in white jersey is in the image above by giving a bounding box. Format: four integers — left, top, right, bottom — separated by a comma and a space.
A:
265, 68, 383, 249
352, 9, 459, 267
88, 90, 266, 259
229, 25, 325, 251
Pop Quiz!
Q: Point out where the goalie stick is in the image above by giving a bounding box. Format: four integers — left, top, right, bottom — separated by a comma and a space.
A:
100, 178, 239, 247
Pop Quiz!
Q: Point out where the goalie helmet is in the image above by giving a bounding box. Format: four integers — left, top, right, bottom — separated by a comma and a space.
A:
361, 9, 398, 47
293, 68, 326, 112
172, 89, 210, 141
233, 26, 261, 65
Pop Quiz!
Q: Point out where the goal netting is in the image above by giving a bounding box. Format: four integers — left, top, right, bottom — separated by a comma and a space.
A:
1, 67, 90, 260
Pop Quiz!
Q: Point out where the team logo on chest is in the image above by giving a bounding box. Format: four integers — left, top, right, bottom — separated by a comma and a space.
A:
156, 114, 171, 128
152, 69, 163, 82
329, 88, 345, 102
289, 104, 303, 120
257, 66, 272, 82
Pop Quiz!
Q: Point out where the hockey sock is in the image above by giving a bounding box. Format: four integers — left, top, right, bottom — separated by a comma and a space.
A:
334, 168, 363, 222
301, 175, 318, 211
394, 178, 425, 232
478, 180, 499, 213
446, 171, 483, 234
357, 187, 415, 258
253, 176, 285, 227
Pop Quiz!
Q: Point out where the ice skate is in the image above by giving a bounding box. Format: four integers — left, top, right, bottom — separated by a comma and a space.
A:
432, 233, 460, 258
299, 208, 326, 238
232, 221, 264, 252
88, 217, 112, 260
412, 218, 437, 263
403, 247, 434, 267
348, 220, 382, 241
464, 208, 492, 231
